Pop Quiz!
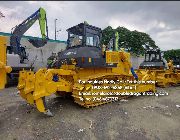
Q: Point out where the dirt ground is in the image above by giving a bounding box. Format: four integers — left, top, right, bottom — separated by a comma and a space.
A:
0, 86, 180, 140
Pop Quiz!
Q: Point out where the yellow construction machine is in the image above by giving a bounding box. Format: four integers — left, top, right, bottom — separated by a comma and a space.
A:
136, 48, 180, 87
17, 23, 156, 116
0, 36, 12, 89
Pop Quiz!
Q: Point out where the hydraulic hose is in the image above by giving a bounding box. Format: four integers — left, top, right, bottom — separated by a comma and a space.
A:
130, 67, 138, 80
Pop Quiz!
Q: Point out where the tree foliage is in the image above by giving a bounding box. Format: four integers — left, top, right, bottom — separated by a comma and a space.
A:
101, 26, 158, 56
163, 49, 180, 64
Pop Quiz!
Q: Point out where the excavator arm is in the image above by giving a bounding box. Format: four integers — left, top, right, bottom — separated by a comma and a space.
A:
10, 7, 48, 62
39, 8, 48, 39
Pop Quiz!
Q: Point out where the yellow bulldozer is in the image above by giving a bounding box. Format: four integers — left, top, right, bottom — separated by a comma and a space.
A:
0, 36, 12, 89
136, 48, 180, 87
17, 23, 156, 116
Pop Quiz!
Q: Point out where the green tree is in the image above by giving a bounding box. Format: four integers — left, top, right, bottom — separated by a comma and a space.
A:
101, 26, 114, 45
101, 26, 158, 56
163, 49, 180, 64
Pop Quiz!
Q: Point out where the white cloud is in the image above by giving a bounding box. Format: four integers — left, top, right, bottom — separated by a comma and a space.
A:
154, 30, 180, 50
159, 22, 166, 28
0, 6, 24, 32
108, 18, 139, 31
27, 1, 38, 4
0, 1, 180, 51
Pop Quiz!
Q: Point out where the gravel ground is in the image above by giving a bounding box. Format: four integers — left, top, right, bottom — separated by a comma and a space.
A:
0, 86, 180, 140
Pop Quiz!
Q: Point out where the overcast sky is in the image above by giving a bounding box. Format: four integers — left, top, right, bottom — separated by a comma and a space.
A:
0, 1, 180, 51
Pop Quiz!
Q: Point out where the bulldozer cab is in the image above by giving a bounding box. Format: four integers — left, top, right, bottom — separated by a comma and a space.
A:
139, 48, 168, 69
67, 23, 102, 48
145, 49, 162, 62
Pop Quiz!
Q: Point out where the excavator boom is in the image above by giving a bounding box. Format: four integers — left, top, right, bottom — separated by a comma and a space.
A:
10, 7, 48, 62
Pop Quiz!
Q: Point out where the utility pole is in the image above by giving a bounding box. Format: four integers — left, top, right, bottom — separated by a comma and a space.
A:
54, 18, 61, 41
55, 18, 57, 40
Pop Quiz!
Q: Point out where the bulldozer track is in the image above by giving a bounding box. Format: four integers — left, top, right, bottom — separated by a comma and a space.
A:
72, 75, 135, 108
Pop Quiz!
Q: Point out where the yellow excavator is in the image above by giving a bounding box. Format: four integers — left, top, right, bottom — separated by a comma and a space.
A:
17, 22, 156, 116
0, 36, 12, 89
